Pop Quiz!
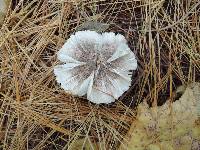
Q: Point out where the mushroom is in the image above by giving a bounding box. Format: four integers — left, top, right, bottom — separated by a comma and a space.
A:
54, 30, 137, 104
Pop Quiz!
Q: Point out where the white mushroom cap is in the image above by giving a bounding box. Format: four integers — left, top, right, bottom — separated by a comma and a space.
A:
54, 30, 137, 104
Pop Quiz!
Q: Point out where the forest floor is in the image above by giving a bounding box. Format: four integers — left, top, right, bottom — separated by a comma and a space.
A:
0, 0, 200, 149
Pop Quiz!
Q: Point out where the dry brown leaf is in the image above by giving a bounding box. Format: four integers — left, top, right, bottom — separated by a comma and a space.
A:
121, 83, 200, 150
